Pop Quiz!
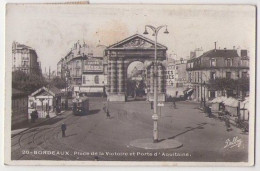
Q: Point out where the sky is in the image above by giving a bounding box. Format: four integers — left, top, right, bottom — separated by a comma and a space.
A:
6, 4, 256, 73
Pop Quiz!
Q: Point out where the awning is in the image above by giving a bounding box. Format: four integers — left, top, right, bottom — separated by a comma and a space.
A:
223, 97, 239, 107
187, 89, 193, 94
76, 87, 103, 93
210, 96, 228, 104
240, 97, 249, 110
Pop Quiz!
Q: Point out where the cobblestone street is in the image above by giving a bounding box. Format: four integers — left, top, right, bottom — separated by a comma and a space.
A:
11, 97, 248, 162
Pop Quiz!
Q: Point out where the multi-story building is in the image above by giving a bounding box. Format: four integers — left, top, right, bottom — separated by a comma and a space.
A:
186, 47, 249, 101
166, 58, 188, 97
12, 41, 42, 75
57, 41, 108, 96
57, 58, 65, 78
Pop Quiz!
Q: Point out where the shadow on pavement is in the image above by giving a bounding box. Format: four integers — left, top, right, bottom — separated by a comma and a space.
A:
88, 109, 101, 115
37, 118, 64, 126
65, 133, 77, 137
161, 123, 208, 141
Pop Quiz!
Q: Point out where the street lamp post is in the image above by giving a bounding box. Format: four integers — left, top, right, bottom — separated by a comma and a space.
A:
203, 81, 206, 107
199, 72, 207, 109
143, 25, 169, 143
200, 75, 203, 107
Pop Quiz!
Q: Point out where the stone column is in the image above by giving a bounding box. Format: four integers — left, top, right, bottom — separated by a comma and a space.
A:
117, 58, 125, 93
110, 59, 117, 93
124, 60, 128, 95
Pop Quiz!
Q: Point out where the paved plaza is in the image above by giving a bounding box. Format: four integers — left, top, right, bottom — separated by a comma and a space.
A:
11, 98, 248, 162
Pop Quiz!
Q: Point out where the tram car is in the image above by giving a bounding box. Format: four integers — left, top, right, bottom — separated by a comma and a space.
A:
72, 96, 89, 115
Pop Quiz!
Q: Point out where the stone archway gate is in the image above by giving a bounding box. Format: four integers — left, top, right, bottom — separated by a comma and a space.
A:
105, 34, 167, 102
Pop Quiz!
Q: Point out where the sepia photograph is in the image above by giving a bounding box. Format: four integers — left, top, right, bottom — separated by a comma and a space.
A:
4, 3, 256, 166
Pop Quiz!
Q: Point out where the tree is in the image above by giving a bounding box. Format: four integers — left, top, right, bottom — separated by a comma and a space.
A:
12, 70, 47, 94
237, 77, 249, 99
50, 76, 66, 89
207, 77, 249, 98
208, 78, 237, 91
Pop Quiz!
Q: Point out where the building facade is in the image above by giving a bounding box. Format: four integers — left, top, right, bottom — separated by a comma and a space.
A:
12, 41, 42, 75
57, 41, 108, 96
186, 47, 249, 102
166, 58, 188, 97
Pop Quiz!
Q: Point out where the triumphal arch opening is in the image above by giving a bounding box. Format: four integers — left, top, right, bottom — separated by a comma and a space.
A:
105, 34, 167, 102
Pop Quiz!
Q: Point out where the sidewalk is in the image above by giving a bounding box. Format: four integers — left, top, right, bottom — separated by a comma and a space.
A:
11, 110, 66, 138
198, 107, 240, 128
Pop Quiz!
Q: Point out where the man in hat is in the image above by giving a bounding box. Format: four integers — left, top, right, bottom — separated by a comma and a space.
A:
61, 123, 67, 137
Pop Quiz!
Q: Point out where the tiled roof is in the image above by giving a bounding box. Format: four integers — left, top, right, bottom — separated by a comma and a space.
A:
30, 86, 62, 97
48, 86, 62, 95
199, 49, 239, 58
16, 43, 32, 50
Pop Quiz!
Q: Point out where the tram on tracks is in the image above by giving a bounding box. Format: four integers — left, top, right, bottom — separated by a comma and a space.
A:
72, 96, 89, 115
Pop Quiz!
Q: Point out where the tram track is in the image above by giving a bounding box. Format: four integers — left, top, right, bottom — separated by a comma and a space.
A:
12, 111, 83, 160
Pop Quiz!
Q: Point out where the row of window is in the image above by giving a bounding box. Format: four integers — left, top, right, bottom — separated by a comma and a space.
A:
82, 75, 100, 84
209, 58, 233, 67
188, 71, 248, 83
187, 58, 247, 68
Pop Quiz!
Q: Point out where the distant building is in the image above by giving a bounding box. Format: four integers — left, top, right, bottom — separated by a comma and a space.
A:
12, 88, 28, 129
166, 58, 188, 97
186, 47, 250, 101
12, 41, 42, 75
43, 68, 56, 82
190, 47, 204, 59
57, 41, 108, 96
57, 58, 65, 78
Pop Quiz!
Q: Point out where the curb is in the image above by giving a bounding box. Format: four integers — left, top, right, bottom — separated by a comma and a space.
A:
11, 111, 67, 138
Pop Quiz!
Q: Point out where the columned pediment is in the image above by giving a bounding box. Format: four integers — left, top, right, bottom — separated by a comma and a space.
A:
107, 34, 167, 50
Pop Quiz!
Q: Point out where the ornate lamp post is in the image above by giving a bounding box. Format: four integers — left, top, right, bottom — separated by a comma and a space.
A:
203, 81, 206, 107
143, 25, 169, 143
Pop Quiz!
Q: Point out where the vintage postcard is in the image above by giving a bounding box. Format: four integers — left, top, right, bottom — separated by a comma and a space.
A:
4, 3, 256, 166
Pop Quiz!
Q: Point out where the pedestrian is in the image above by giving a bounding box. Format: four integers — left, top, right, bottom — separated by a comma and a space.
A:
172, 98, 176, 109
103, 103, 110, 119
30, 109, 38, 123
61, 123, 67, 137
150, 101, 154, 110
207, 106, 212, 118
224, 112, 232, 131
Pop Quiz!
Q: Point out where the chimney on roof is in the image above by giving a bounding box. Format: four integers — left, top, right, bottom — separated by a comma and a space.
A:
237, 46, 241, 57
214, 42, 217, 51
241, 50, 247, 57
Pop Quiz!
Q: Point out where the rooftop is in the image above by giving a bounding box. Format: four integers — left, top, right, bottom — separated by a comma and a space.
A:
199, 49, 239, 58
